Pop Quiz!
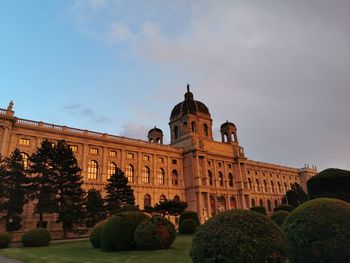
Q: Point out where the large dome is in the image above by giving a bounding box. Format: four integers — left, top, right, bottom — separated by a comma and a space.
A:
170, 86, 210, 119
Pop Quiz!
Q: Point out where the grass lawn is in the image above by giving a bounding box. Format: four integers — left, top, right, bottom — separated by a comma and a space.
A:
0, 235, 193, 263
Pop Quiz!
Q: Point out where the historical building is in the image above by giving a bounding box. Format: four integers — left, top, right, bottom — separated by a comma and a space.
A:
0, 86, 317, 230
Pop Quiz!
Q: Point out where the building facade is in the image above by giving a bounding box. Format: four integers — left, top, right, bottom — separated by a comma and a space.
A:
0, 87, 317, 230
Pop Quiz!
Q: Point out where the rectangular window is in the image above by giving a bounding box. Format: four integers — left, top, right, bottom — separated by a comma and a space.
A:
109, 150, 117, 157
143, 155, 150, 161
228, 164, 232, 168
90, 148, 98, 155
172, 159, 177, 164
158, 157, 164, 163
127, 153, 134, 159
218, 162, 222, 167
19, 138, 30, 146
207, 160, 211, 166
70, 145, 78, 152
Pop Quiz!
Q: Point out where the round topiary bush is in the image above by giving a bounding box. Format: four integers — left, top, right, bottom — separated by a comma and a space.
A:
179, 211, 200, 226
273, 204, 294, 212
307, 168, 350, 203
191, 210, 287, 263
21, 228, 51, 247
282, 198, 350, 263
270, 210, 290, 226
90, 220, 106, 248
179, 218, 197, 234
0, 233, 12, 249
134, 216, 176, 250
250, 206, 267, 215
100, 211, 149, 251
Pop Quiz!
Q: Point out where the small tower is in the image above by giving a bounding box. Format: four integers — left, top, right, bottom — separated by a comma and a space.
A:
220, 121, 238, 143
148, 127, 163, 144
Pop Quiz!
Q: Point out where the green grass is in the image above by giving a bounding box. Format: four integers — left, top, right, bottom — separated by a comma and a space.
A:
0, 235, 193, 263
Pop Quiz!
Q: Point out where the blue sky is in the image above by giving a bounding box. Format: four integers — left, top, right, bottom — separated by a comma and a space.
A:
1, 0, 350, 171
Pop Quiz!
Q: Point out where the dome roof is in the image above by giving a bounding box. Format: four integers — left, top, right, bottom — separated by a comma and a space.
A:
220, 121, 236, 129
170, 85, 210, 119
148, 127, 163, 135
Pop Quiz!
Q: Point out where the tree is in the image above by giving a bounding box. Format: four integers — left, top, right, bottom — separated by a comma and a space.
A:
282, 183, 308, 207
0, 149, 31, 231
144, 199, 188, 217
29, 140, 58, 227
105, 167, 135, 215
85, 189, 105, 227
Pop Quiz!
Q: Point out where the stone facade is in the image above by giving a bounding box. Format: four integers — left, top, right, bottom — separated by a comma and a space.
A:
0, 88, 317, 230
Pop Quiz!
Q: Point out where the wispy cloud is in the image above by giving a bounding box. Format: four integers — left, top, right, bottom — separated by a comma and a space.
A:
62, 104, 109, 123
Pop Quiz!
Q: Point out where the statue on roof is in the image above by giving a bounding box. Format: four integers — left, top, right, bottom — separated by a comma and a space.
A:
7, 100, 14, 111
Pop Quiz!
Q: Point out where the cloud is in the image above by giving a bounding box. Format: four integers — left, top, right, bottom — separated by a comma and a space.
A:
62, 104, 109, 123
119, 122, 149, 140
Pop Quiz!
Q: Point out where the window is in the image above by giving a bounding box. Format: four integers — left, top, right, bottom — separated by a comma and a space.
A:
271, 181, 275, 193
248, 178, 252, 189
126, 164, 134, 182
142, 166, 150, 183
208, 170, 213, 186
90, 148, 98, 155
109, 150, 117, 157
191, 121, 196, 132
207, 160, 211, 166
274, 199, 278, 208
259, 199, 264, 207
230, 196, 237, 209
203, 123, 209, 136
19, 138, 30, 146
256, 179, 260, 191
219, 172, 224, 187
87, 160, 98, 179
127, 153, 134, 159
173, 195, 180, 202
21, 152, 30, 169
174, 126, 179, 139
107, 162, 117, 178
158, 157, 164, 163
278, 182, 282, 193
172, 169, 178, 185
69, 145, 78, 152
160, 195, 166, 202
144, 194, 151, 208
143, 155, 150, 161
267, 199, 272, 211
263, 180, 268, 192
218, 162, 222, 167
228, 164, 232, 169
158, 168, 165, 185
251, 199, 256, 207
228, 173, 234, 187
172, 159, 177, 164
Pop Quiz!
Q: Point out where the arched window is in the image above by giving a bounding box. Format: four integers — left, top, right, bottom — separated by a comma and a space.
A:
158, 168, 165, 185
267, 199, 272, 211
263, 180, 268, 192
274, 199, 278, 208
219, 172, 224, 187
203, 124, 209, 136
142, 166, 150, 183
20, 152, 30, 169
107, 162, 117, 178
259, 199, 264, 207
271, 181, 275, 193
126, 164, 134, 183
256, 179, 260, 191
208, 170, 213, 186
174, 126, 179, 139
87, 160, 98, 179
278, 182, 282, 193
144, 194, 151, 208
224, 133, 229, 142
230, 196, 237, 209
248, 178, 252, 189
284, 182, 287, 192
191, 121, 196, 132
251, 198, 256, 207
228, 173, 234, 187
173, 195, 180, 202
210, 195, 216, 215
218, 196, 226, 212
232, 132, 235, 141
172, 169, 178, 185
160, 195, 166, 202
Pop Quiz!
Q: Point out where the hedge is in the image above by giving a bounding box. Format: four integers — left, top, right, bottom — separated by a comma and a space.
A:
0, 233, 12, 249
90, 220, 106, 248
273, 204, 294, 212
179, 218, 197, 234
270, 210, 290, 226
179, 211, 200, 226
250, 206, 267, 215
21, 228, 51, 247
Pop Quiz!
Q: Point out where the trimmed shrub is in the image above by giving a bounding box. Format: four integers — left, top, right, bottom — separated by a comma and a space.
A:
270, 210, 290, 226
179, 218, 197, 234
134, 216, 176, 250
179, 211, 200, 226
282, 198, 350, 263
250, 206, 267, 215
21, 228, 51, 247
307, 168, 350, 202
273, 204, 294, 212
89, 220, 106, 248
100, 211, 148, 251
0, 233, 12, 249
191, 209, 288, 263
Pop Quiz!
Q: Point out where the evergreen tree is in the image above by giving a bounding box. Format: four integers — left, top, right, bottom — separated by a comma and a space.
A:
105, 167, 135, 215
85, 188, 105, 227
144, 199, 188, 217
29, 140, 58, 227
0, 149, 31, 231
282, 182, 308, 207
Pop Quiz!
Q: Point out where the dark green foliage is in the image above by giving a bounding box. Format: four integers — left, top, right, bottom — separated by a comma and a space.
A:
282, 183, 308, 207
144, 199, 188, 217
179, 218, 197, 234
274, 204, 294, 212
100, 211, 148, 251
307, 168, 350, 202
190, 209, 288, 263
134, 216, 176, 250
282, 198, 350, 263
250, 206, 267, 215
89, 220, 106, 248
115, 204, 140, 214
21, 228, 51, 247
179, 211, 200, 226
270, 210, 290, 226
0, 233, 12, 248
0, 149, 31, 231
85, 189, 105, 227
105, 168, 135, 215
